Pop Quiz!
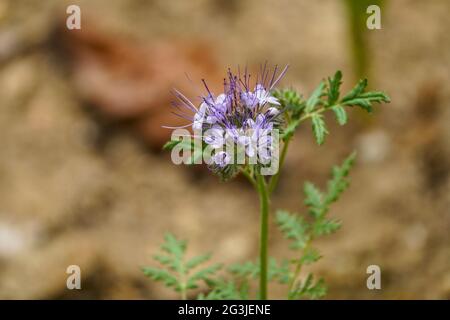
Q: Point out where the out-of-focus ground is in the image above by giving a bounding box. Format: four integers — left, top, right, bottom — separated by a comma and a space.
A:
0, 0, 449, 299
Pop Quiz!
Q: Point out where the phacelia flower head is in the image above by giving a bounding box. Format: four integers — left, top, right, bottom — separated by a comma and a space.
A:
168, 63, 289, 180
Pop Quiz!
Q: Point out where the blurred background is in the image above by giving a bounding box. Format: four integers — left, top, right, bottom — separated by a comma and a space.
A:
0, 0, 449, 299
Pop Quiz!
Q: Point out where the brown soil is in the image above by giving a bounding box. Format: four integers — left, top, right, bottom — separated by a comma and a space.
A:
0, 0, 449, 299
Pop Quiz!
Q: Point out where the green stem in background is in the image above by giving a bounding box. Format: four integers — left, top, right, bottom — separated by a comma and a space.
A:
256, 173, 270, 300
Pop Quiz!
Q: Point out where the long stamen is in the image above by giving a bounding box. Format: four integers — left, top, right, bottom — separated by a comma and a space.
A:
162, 123, 194, 129
172, 89, 198, 112
166, 63, 287, 162
268, 65, 278, 90
201, 79, 214, 100
171, 111, 194, 121
269, 65, 289, 90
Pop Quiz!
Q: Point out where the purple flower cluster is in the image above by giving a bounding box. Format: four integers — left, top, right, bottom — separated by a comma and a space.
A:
169, 64, 288, 178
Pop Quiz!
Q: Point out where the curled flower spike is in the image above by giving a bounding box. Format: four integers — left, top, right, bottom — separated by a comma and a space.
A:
167, 64, 288, 180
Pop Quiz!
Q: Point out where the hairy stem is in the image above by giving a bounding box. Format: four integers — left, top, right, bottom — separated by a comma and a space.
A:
256, 173, 270, 300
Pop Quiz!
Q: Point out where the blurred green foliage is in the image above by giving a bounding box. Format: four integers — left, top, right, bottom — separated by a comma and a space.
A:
344, 0, 385, 79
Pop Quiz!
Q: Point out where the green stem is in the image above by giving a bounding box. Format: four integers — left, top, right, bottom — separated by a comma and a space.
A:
268, 107, 327, 195
257, 107, 330, 299
256, 173, 269, 300
268, 137, 291, 194
180, 286, 187, 300
287, 263, 303, 300
180, 265, 188, 300
241, 167, 257, 189
299, 107, 326, 122
287, 244, 308, 299
287, 238, 313, 299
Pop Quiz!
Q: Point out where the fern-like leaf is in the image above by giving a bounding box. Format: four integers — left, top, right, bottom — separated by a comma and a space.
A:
142, 233, 221, 299
311, 114, 328, 145
276, 210, 310, 250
